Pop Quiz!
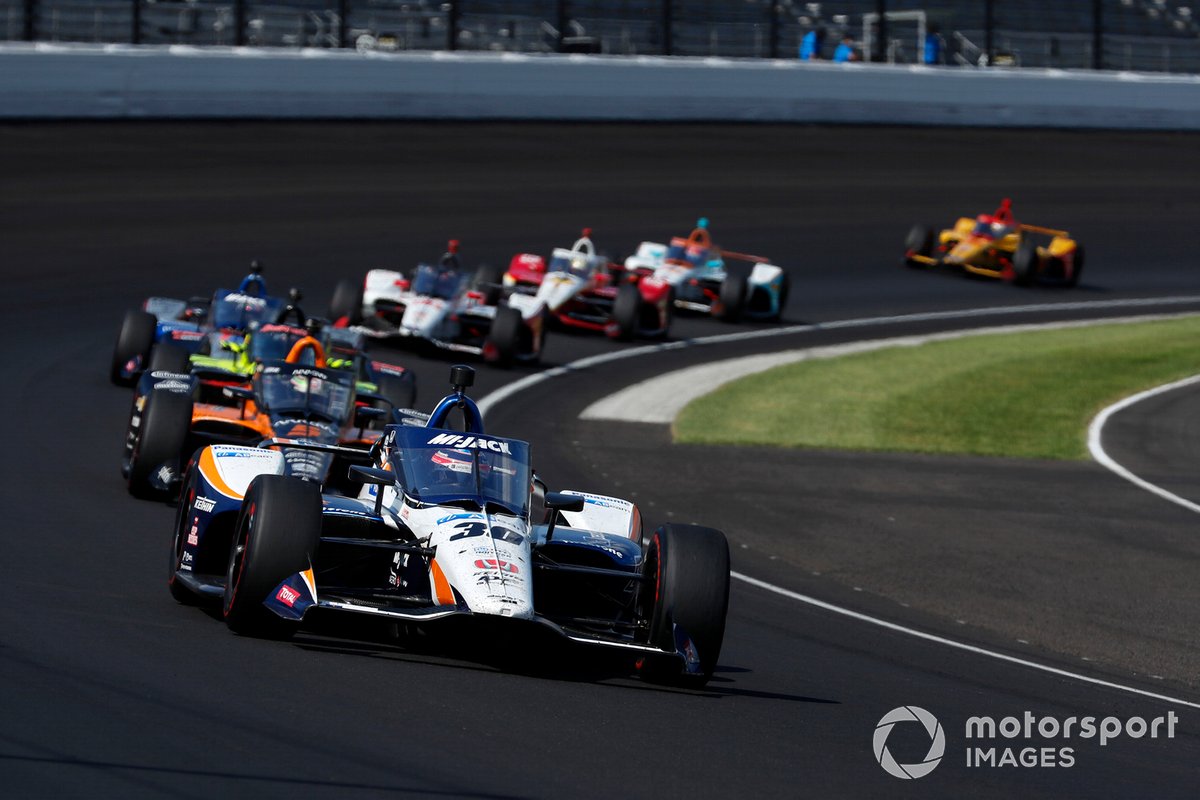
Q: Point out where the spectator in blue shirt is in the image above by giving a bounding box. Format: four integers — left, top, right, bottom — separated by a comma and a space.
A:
799, 26, 825, 60
923, 24, 944, 65
833, 34, 859, 63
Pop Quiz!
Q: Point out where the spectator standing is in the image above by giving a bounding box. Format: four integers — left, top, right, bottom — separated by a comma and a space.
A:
923, 23, 944, 65
832, 34, 859, 63
799, 26, 825, 60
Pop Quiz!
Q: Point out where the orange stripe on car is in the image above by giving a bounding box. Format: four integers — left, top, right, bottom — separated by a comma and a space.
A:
430, 560, 455, 606
198, 447, 244, 501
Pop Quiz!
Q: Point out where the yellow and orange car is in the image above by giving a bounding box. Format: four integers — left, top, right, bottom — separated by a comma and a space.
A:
904, 199, 1084, 287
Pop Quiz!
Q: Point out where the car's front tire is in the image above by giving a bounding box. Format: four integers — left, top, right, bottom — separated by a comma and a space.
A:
716, 273, 748, 323
223, 475, 322, 638
904, 225, 934, 267
110, 310, 157, 386
127, 389, 192, 500
639, 523, 730, 687
484, 305, 523, 367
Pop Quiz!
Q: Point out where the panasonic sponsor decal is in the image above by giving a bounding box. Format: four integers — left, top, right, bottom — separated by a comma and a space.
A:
426, 433, 511, 454
873, 706, 1179, 778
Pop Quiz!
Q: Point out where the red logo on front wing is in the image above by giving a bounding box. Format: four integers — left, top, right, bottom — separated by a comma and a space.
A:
276, 586, 303, 607
474, 559, 518, 574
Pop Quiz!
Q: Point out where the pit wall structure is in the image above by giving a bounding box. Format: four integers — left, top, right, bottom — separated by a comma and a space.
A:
2, 42, 1199, 128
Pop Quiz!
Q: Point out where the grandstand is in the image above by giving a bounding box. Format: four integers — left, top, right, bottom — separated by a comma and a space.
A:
2, 0, 1198, 73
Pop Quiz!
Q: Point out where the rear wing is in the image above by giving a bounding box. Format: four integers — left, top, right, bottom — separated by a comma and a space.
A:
1018, 223, 1070, 238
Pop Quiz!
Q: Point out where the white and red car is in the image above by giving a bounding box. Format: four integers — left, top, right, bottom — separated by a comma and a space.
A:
504, 229, 673, 340
330, 241, 545, 367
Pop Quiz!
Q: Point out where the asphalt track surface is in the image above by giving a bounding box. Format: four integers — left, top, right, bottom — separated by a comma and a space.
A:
3, 123, 1200, 798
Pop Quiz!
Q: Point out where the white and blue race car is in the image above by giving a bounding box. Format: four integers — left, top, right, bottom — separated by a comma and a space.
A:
624, 218, 790, 322
167, 365, 731, 686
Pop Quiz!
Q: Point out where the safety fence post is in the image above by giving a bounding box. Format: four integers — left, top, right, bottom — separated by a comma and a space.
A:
556, 0, 567, 52
131, 0, 141, 43
23, 0, 35, 40
1092, 0, 1103, 69
447, 0, 459, 51
234, 0, 246, 45
768, 0, 780, 59
661, 0, 671, 55
873, 0, 886, 62
984, 0, 994, 65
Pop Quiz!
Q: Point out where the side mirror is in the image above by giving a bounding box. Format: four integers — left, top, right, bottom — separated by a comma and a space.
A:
349, 465, 394, 516
352, 407, 386, 431
544, 491, 584, 543
223, 385, 254, 401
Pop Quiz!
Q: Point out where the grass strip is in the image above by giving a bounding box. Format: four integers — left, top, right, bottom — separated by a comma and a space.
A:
673, 316, 1200, 460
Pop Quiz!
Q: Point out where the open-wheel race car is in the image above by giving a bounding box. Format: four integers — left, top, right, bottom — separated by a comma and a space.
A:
904, 198, 1084, 287
624, 218, 789, 322
329, 241, 545, 367
166, 365, 731, 686
504, 228, 673, 340
110, 261, 289, 386
123, 334, 389, 499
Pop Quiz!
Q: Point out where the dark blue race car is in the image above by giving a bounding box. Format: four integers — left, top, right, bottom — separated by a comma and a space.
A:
109, 261, 288, 386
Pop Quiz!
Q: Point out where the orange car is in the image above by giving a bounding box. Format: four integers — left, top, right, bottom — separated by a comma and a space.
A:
904, 199, 1084, 287
122, 337, 381, 499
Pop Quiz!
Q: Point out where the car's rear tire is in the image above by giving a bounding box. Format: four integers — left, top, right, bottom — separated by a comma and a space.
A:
147, 342, 191, 375
716, 272, 748, 323
612, 283, 641, 341
110, 310, 157, 386
1065, 244, 1084, 288
330, 279, 364, 324
223, 475, 322, 638
472, 263, 506, 306
485, 305, 522, 367
1012, 237, 1039, 286
639, 523, 730, 687
904, 225, 934, 267
127, 389, 193, 500
770, 271, 790, 322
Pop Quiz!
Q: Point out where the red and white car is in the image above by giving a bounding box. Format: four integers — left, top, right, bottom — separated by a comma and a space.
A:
504, 229, 673, 340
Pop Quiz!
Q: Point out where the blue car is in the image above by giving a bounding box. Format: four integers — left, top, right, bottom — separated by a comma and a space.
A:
109, 262, 287, 386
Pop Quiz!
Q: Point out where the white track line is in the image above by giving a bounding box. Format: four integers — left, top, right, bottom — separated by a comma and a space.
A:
733, 571, 1200, 710
1088, 375, 1200, 514
477, 296, 1200, 709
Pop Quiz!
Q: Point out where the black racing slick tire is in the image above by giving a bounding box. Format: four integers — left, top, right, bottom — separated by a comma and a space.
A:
1012, 237, 1039, 287
612, 283, 641, 341
223, 475, 322, 638
904, 225, 934, 265
771, 271, 790, 322
127, 389, 193, 500
147, 342, 191, 375
330, 279, 364, 324
716, 272, 748, 323
472, 263, 506, 307
110, 309, 157, 386
168, 464, 202, 605
485, 305, 522, 368
639, 524, 731, 687
377, 371, 418, 413
1066, 244, 1084, 288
